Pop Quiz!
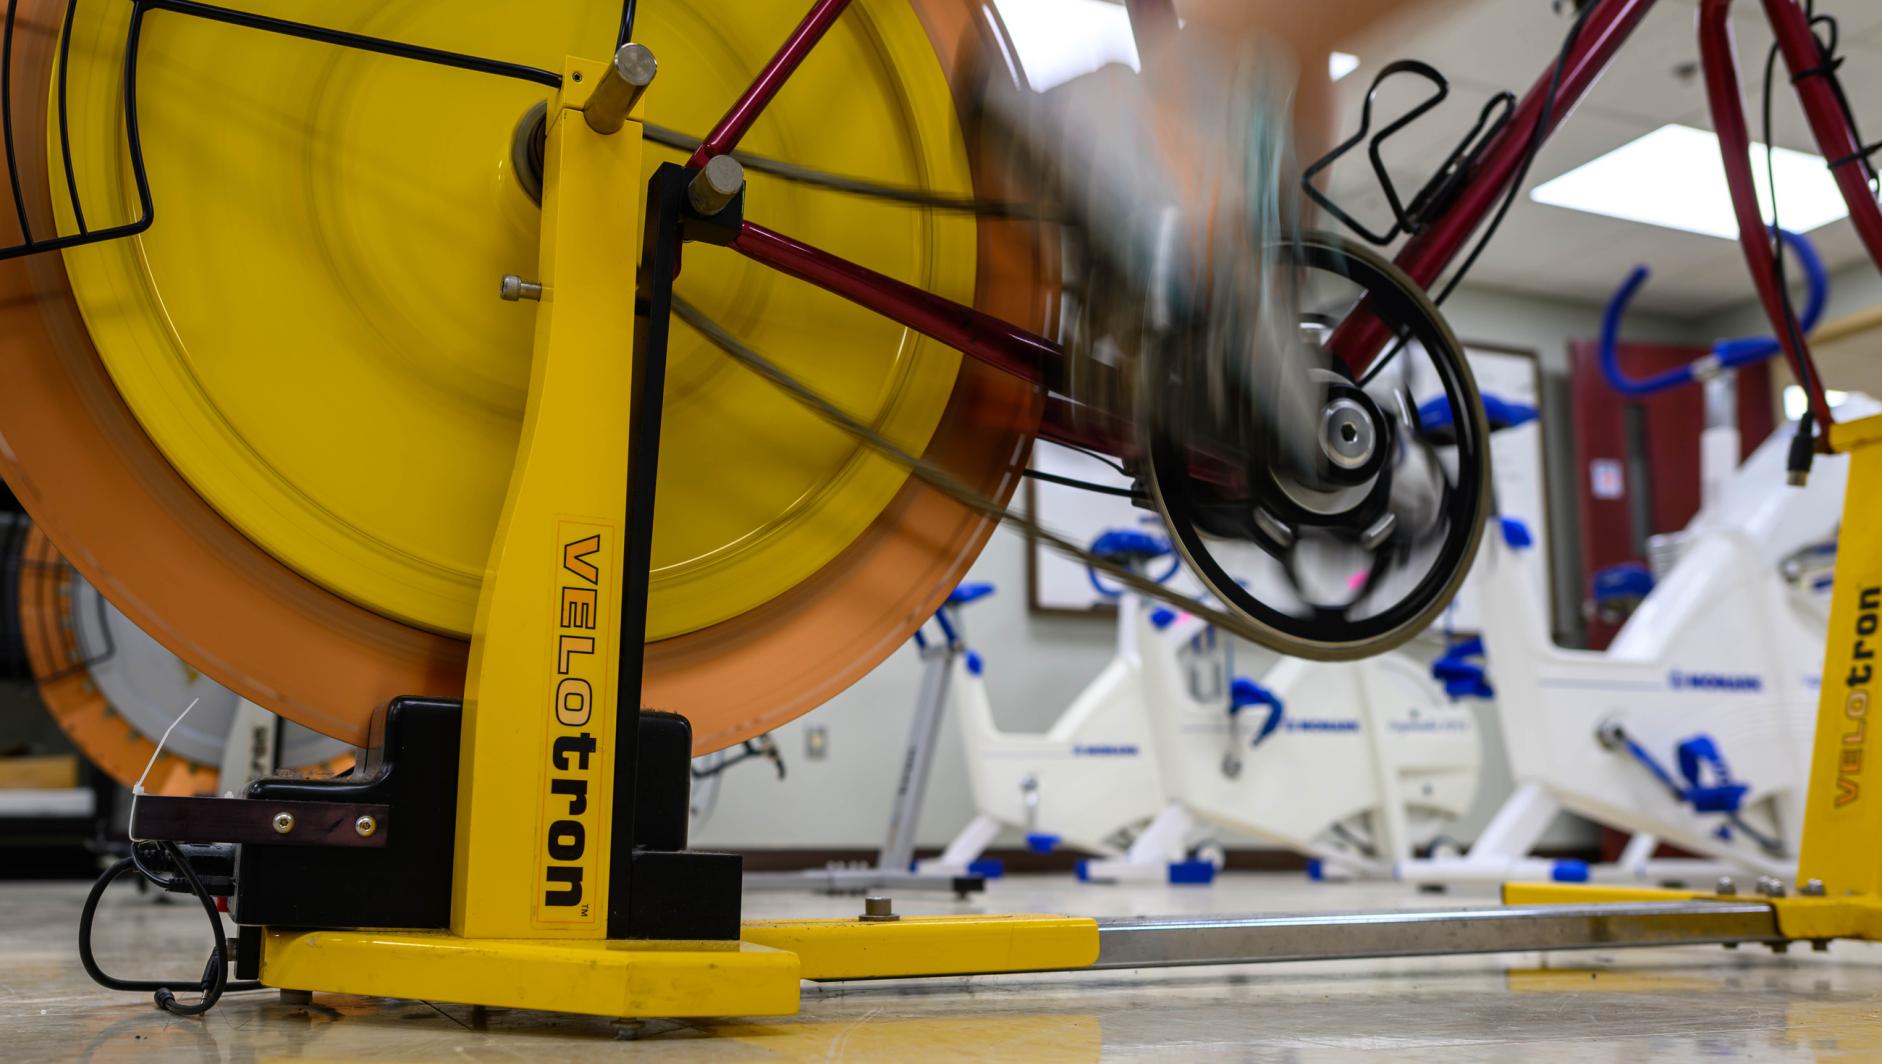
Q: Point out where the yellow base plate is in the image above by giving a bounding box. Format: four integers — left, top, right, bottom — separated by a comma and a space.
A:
743, 913, 1101, 980
262, 914, 1101, 1018
263, 928, 802, 1018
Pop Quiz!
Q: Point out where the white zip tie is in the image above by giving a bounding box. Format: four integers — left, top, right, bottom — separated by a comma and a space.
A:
128, 697, 200, 844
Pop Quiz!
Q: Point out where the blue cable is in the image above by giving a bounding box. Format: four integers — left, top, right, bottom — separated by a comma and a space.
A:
1599, 228, 1827, 398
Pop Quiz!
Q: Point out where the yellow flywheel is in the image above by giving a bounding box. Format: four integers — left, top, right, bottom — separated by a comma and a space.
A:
0, 0, 1049, 751
57, 0, 973, 639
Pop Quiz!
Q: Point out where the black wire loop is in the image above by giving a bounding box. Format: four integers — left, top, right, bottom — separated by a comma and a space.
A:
78, 843, 262, 1017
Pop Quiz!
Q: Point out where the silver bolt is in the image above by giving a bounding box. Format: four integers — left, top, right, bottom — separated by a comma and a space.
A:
1319, 397, 1375, 471
1757, 876, 1788, 898
689, 155, 745, 216
1801, 879, 1826, 897
272, 811, 295, 835
354, 815, 377, 838
1715, 876, 1738, 896
584, 43, 658, 135
500, 275, 543, 302
859, 896, 900, 923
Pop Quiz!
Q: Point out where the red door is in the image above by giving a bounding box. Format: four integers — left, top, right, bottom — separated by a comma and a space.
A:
1568, 340, 1773, 650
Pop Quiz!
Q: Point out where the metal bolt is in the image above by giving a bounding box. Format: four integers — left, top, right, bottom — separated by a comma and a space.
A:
1801, 879, 1826, 897
1756, 876, 1788, 898
689, 155, 745, 216
859, 896, 900, 923
272, 811, 295, 834
1715, 876, 1738, 896
1812, 939, 1831, 952
500, 275, 543, 302
584, 43, 657, 134
354, 815, 377, 838
1769, 940, 1790, 954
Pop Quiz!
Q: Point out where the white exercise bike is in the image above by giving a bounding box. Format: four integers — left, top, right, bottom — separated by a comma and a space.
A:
921, 530, 1481, 883
1400, 243, 1847, 887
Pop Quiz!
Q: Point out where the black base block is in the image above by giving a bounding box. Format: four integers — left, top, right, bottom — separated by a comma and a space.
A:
627, 849, 743, 941
232, 697, 459, 930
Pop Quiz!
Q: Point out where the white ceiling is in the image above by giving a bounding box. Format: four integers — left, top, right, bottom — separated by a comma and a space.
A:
1323, 0, 1882, 318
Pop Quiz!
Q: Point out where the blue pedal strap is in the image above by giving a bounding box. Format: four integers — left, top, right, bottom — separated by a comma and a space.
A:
1675, 735, 1751, 815
1619, 731, 1749, 815
1228, 677, 1284, 746
1431, 636, 1493, 700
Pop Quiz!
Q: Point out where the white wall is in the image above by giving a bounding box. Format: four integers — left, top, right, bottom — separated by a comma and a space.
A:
692, 283, 1706, 853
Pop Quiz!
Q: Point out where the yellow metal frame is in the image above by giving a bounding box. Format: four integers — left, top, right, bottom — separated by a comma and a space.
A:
258, 58, 809, 1016
1507, 411, 1882, 945
255, 53, 1095, 1019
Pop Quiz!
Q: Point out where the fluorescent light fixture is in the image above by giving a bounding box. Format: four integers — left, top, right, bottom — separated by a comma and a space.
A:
991, 0, 1139, 91
1784, 385, 1851, 421
1530, 123, 1849, 239
1329, 51, 1360, 81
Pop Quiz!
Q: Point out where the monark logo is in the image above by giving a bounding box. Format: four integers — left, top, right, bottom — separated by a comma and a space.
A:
1668, 670, 1763, 693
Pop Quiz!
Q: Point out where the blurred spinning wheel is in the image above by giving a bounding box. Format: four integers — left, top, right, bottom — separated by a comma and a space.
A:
0, 0, 1048, 753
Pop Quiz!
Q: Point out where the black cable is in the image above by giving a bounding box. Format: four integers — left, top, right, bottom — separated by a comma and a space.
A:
1056, 441, 1132, 477
1357, 2, 1593, 388
78, 845, 261, 1016
1021, 468, 1144, 499
1432, 0, 1593, 307
1763, 12, 1821, 478
616, 0, 636, 49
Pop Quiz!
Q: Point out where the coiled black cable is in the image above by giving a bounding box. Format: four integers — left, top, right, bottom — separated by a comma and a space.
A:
78, 842, 261, 1016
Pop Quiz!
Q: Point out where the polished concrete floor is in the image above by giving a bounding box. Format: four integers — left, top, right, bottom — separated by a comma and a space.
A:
8, 871, 1882, 1061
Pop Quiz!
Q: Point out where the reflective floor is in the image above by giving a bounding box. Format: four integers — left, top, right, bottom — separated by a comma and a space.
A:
8, 872, 1882, 1062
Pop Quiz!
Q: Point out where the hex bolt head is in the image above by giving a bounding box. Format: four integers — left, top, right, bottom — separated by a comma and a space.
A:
1801, 879, 1827, 897
1715, 876, 1738, 896
499, 275, 543, 302
271, 811, 295, 834
859, 896, 900, 922
354, 815, 377, 838
1757, 876, 1788, 898
689, 155, 745, 217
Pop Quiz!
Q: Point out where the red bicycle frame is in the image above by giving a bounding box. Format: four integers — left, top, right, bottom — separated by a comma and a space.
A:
703, 0, 1878, 452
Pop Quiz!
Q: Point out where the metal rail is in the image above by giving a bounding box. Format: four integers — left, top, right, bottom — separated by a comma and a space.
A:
1090, 902, 1782, 969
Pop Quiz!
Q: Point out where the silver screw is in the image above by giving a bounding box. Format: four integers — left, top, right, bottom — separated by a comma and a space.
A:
499, 275, 543, 302
1801, 879, 1826, 897
1715, 876, 1738, 896
859, 896, 900, 923
272, 811, 295, 834
354, 815, 377, 838
689, 155, 745, 216
1757, 876, 1788, 898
